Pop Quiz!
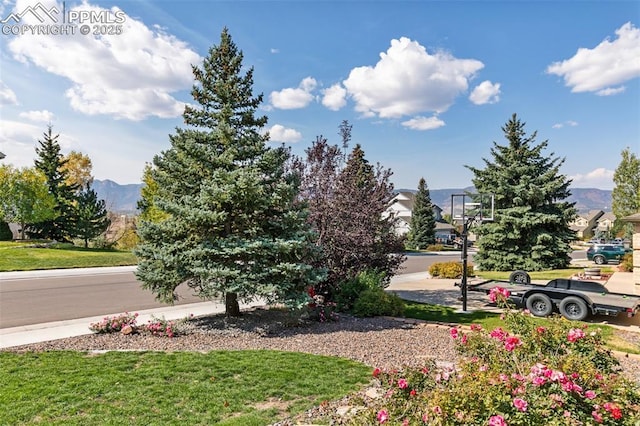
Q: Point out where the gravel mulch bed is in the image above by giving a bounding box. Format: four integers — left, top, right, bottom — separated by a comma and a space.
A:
4, 307, 640, 425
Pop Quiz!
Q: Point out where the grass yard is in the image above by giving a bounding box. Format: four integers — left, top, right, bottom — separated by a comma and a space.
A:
0, 241, 137, 272
0, 350, 371, 425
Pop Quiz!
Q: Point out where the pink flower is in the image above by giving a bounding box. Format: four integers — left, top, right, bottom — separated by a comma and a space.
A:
490, 327, 507, 341
604, 402, 622, 420
592, 410, 603, 423
504, 336, 522, 351
585, 390, 597, 399
398, 378, 408, 389
470, 323, 483, 331
373, 368, 381, 378
567, 328, 586, 342
536, 326, 546, 334
513, 398, 528, 412
377, 409, 389, 423
488, 415, 507, 426
410, 389, 417, 396
402, 420, 409, 426
433, 406, 442, 415
489, 286, 510, 303
531, 376, 546, 386
461, 334, 468, 345
450, 328, 459, 339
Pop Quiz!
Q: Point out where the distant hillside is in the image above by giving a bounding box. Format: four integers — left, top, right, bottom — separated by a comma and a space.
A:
93, 179, 612, 215
396, 187, 612, 214
93, 179, 142, 214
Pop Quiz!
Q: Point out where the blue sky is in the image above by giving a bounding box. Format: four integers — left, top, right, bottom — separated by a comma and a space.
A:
1, 0, 638, 191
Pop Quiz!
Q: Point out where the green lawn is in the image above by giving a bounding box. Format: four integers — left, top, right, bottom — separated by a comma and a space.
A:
0, 241, 137, 272
0, 350, 371, 425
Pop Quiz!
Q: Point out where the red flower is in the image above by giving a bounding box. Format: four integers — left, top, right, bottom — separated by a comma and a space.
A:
373, 367, 381, 378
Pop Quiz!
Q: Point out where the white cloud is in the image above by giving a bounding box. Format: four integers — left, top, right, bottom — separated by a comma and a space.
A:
570, 168, 614, 188
596, 86, 626, 96
266, 124, 302, 143
269, 77, 317, 109
321, 84, 347, 111
6, 0, 201, 120
552, 120, 579, 129
342, 37, 484, 118
546, 22, 640, 94
401, 115, 445, 131
0, 81, 18, 105
19, 109, 55, 122
270, 48, 279, 54
469, 80, 501, 105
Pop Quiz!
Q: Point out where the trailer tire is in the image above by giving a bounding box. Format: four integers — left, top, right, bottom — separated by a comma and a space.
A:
509, 270, 531, 284
526, 293, 554, 317
559, 296, 589, 321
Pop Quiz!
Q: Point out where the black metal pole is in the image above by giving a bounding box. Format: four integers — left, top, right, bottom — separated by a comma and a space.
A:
461, 219, 468, 312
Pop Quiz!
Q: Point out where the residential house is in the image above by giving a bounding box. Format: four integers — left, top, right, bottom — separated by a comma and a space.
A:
386, 190, 454, 240
570, 210, 604, 239
595, 212, 616, 238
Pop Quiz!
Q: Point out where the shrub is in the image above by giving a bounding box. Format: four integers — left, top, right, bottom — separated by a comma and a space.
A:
351, 291, 640, 425
620, 253, 633, 272
426, 244, 444, 251
306, 286, 339, 322
89, 312, 138, 334
143, 315, 191, 337
429, 261, 474, 279
335, 269, 387, 312
0, 221, 12, 241
352, 288, 405, 318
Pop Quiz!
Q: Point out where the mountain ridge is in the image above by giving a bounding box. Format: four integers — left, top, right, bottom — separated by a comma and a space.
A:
92, 179, 613, 214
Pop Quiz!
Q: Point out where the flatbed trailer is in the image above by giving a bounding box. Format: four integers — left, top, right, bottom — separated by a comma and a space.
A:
467, 275, 640, 321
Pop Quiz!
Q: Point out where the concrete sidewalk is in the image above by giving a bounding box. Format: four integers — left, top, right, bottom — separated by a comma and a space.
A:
0, 299, 265, 349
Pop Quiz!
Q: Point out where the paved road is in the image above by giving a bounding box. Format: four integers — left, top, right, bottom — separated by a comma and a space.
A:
1, 254, 461, 329
0, 268, 203, 328
1, 250, 589, 329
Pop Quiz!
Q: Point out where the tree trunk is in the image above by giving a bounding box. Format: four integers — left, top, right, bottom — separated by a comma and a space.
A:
225, 292, 241, 317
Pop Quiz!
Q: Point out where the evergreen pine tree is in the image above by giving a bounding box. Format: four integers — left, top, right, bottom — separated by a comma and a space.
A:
135, 28, 323, 316
73, 186, 110, 248
407, 177, 436, 250
611, 147, 640, 239
29, 126, 78, 241
466, 114, 576, 271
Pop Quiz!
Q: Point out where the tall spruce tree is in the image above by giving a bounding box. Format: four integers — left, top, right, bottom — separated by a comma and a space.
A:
30, 126, 78, 241
611, 147, 640, 238
135, 28, 323, 316
407, 177, 436, 250
73, 185, 110, 248
466, 114, 576, 271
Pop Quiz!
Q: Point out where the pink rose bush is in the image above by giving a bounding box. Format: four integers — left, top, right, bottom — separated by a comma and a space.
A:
350, 303, 640, 425
89, 312, 138, 333
89, 313, 191, 337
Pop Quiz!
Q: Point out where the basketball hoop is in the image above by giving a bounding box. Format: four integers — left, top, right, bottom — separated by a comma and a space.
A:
450, 193, 495, 312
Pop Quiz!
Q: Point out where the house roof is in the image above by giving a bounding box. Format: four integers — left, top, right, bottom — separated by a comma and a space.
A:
584, 210, 604, 222
435, 222, 455, 230
597, 212, 616, 222
623, 212, 640, 223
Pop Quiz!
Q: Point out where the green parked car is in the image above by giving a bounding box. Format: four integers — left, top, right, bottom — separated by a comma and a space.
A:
586, 244, 629, 265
